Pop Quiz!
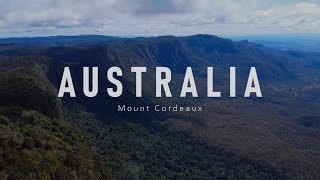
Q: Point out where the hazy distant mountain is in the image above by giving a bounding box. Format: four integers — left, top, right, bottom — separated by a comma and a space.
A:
0, 35, 119, 47
230, 34, 320, 52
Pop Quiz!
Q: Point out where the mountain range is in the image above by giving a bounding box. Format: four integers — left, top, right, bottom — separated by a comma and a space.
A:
0, 34, 319, 179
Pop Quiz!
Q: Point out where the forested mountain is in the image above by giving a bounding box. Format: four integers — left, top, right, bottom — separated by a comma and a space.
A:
0, 34, 319, 179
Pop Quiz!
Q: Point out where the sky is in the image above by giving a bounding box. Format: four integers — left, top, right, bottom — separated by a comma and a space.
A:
0, 0, 320, 37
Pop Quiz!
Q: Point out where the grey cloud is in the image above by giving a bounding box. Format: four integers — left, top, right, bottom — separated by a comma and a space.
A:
0, 0, 320, 37
115, 0, 195, 15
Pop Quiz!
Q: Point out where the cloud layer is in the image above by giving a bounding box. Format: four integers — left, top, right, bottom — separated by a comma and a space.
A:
0, 0, 319, 37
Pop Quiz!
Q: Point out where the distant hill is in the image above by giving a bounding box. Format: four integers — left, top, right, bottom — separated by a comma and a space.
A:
0, 35, 118, 47
230, 34, 320, 52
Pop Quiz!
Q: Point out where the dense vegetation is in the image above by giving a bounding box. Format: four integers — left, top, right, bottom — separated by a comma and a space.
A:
0, 62, 111, 179
0, 107, 111, 179
65, 108, 285, 179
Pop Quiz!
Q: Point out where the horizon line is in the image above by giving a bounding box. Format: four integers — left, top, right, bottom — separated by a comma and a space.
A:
0, 33, 320, 40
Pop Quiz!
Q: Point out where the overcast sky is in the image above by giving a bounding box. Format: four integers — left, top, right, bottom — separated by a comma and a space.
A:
0, 0, 320, 37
